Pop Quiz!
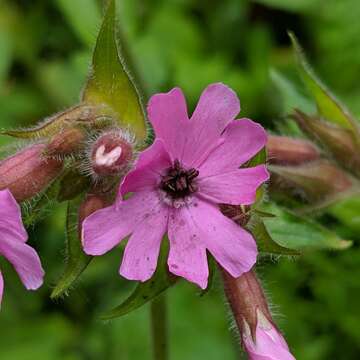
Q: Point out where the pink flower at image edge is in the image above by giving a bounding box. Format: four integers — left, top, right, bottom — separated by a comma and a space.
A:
82, 83, 269, 289
243, 310, 296, 360
0, 189, 44, 306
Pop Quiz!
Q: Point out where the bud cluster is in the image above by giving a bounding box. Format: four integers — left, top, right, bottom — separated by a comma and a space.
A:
267, 108, 360, 206
0, 104, 137, 203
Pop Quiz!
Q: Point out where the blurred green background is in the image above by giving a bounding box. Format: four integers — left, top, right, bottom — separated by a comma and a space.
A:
1, 0, 360, 359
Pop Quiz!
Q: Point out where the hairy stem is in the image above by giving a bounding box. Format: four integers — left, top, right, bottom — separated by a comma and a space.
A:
150, 294, 169, 360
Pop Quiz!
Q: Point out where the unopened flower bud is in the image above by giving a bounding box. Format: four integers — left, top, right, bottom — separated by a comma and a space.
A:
269, 160, 353, 201
293, 110, 360, 176
221, 269, 295, 359
90, 131, 134, 177
0, 144, 63, 201
267, 135, 319, 165
46, 127, 85, 157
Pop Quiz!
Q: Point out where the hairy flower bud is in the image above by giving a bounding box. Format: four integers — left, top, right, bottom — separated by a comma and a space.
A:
267, 135, 320, 165
0, 144, 63, 201
46, 127, 85, 157
90, 131, 134, 177
221, 269, 295, 359
293, 110, 360, 176
269, 160, 353, 201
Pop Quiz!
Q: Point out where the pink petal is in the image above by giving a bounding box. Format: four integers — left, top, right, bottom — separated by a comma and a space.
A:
120, 139, 171, 196
168, 199, 257, 287
243, 317, 296, 360
199, 119, 267, 177
0, 271, 3, 307
148, 83, 240, 169
0, 238, 44, 290
82, 191, 164, 256
168, 207, 209, 289
198, 165, 269, 205
120, 206, 168, 282
191, 200, 257, 278
0, 189, 27, 242
147, 87, 190, 162
183, 83, 240, 168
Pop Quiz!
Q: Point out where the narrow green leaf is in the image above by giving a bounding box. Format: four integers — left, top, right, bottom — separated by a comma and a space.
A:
83, 0, 147, 142
51, 196, 92, 299
289, 32, 359, 135
250, 215, 299, 255
261, 203, 352, 251
0, 105, 96, 139
101, 239, 177, 319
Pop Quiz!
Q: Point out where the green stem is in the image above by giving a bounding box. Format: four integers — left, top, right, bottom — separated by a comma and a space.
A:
150, 294, 169, 360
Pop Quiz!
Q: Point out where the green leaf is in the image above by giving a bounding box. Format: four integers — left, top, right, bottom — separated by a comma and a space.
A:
261, 203, 352, 251
51, 196, 92, 299
289, 32, 360, 135
0, 105, 95, 139
82, 0, 147, 142
250, 215, 299, 255
101, 238, 177, 319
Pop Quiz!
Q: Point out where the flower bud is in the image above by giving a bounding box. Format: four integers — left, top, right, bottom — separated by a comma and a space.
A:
267, 135, 319, 165
293, 110, 360, 176
221, 269, 295, 359
269, 160, 353, 201
90, 131, 133, 177
46, 127, 85, 157
0, 144, 63, 201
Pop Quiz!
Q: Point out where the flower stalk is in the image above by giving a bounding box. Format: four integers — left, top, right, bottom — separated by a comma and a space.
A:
150, 294, 169, 360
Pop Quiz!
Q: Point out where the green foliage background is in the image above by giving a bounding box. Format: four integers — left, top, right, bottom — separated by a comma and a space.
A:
0, 0, 360, 359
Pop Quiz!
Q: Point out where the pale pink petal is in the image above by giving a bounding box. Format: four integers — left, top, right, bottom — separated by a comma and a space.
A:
120, 139, 171, 196
82, 191, 164, 256
168, 207, 209, 289
120, 206, 168, 282
0, 271, 3, 307
182, 83, 240, 168
191, 199, 257, 277
0, 238, 44, 290
0, 189, 27, 242
199, 119, 267, 177
147, 87, 190, 162
243, 316, 296, 360
198, 165, 269, 205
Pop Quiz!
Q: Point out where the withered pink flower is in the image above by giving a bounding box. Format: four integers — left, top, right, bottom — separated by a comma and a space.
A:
82, 83, 268, 288
0, 189, 44, 307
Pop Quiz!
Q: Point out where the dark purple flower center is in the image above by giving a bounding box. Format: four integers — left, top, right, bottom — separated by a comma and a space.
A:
160, 159, 199, 199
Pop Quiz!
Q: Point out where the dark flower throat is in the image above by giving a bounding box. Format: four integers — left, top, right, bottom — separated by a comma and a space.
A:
161, 159, 199, 199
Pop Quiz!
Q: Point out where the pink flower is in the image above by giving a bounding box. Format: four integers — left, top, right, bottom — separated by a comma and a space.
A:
242, 310, 296, 360
0, 189, 44, 307
82, 83, 269, 288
